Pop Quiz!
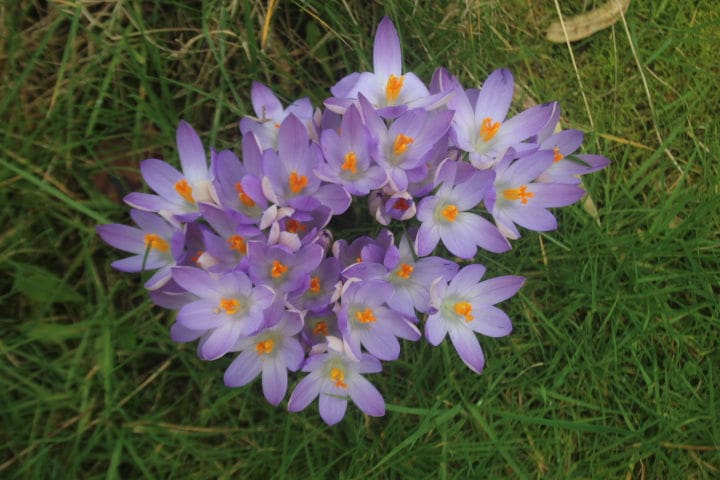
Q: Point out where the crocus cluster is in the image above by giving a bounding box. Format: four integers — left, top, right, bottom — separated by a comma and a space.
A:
97, 17, 608, 425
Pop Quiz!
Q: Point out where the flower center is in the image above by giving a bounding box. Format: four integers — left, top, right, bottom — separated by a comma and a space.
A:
219, 298, 241, 315
502, 185, 534, 204
143, 233, 169, 252
393, 198, 411, 212
313, 321, 328, 336
392, 133, 414, 155
271, 260, 288, 278
285, 219, 306, 234
385, 74, 404, 104
329, 367, 348, 389
341, 151, 358, 174
396, 263, 414, 279
227, 235, 247, 254
441, 204, 458, 222
234, 182, 256, 207
310, 276, 321, 293
255, 339, 274, 355
479, 117, 501, 142
355, 307, 376, 324
289, 171, 308, 193
553, 146, 564, 163
174, 179, 194, 203
454, 301, 474, 322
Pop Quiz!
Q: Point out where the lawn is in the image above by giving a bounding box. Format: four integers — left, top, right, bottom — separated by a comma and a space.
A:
1, 1, 719, 478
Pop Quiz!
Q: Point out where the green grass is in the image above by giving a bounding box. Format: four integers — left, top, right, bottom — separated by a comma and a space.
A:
2, 0, 719, 478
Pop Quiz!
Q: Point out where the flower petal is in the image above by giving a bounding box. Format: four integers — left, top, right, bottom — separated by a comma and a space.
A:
448, 327, 485, 374
348, 375, 385, 417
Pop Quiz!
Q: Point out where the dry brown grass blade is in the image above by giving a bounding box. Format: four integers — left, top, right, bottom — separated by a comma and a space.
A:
546, 0, 631, 42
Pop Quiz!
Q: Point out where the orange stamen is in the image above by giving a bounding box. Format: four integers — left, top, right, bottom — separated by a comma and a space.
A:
175, 179, 194, 203
355, 307, 376, 324
234, 182, 256, 207
289, 171, 308, 194
271, 260, 288, 278
219, 298, 241, 315
341, 151, 358, 174
385, 74, 404, 104
479, 117, 501, 142
329, 367, 348, 389
441, 204, 458, 222
454, 301, 474, 322
190, 250, 203, 264
396, 263, 414, 279
255, 339, 274, 355
503, 185, 534, 204
313, 321, 329, 336
553, 146, 564, 163
310, 276, 321, 293
392, 133, 414, 155
227, 235, 247, 254
285, 219, 306, 234
393, 198, 411, 212
144, 233, 169, 252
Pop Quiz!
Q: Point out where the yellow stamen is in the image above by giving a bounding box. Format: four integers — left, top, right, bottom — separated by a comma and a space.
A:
341, 151, 358, 174
479, 117, 501, 142
234, 182, 256, 207
289, 171, 308, 193
441, 204, 458, 222
219, 298, 241, 315
355, 307, 376, 324
313, 321, 329, 336
392, 133, 414, 155
396, 263, 414, 280
227, 235, 247, 254
553, 146, 564, 163
285, 219, 306, 234
175, 179, 194, 203
454, 301, 474, 322
385, 74, 404, 104
144, 233, 169, 252
271, 260, 288, 278
255, 339, 274, 355
310, 276, 321, 293
329, 367, 348, 389
502, 185, 534, 204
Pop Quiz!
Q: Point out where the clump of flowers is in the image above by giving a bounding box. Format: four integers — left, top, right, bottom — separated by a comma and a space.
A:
97, 17, 608, 425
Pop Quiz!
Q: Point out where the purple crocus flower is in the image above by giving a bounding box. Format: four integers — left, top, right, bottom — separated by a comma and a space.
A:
485, 151, 586, 239
96, 209, 184, 290
336, 279, 420, 361
287, 336, 385, 425
447, 69, 554, 169
195, 203, 262, 273
415, 160, 510, 258
239, 81, 314, 150
124, 121, 216, 222
224, 309, 305, 406
301, 309, 341, 349
326, 17, 435, 117
261, 114, 351, 215
368, 188, 416, 226
171, 267, 275, 360
212, 143, 268, 223
426, 264, 524, 373
247, 241, 324, 296
536, 128, 610, 185
316, 104, 387, 195
288, 257, 341, 312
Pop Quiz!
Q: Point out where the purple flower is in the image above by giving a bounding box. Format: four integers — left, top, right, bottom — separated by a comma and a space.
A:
426, 264, 524, 373
261, 115, 351, 215
336, 279, 420, 361
485, 152, 586, 239
301, 309, 340, 349
212, 144, 268, 223
536, 128, 610, 185
287, 337, 385, 425
171, 267, 275, 360
247, 242, 324, 295
415, 160, 510, 258
287, 257, 341, 312
96, 209, 184, 290
239, 81, 314, 150
224, 309, 305, 405
447, 69, 554, 169
316, 104, 387, 195
124, 121, 216, 221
